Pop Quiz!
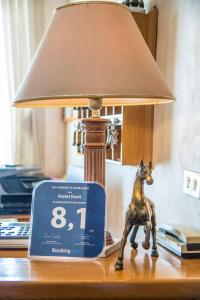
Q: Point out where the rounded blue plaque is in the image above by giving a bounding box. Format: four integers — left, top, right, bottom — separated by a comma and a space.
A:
29, 181, 106, 259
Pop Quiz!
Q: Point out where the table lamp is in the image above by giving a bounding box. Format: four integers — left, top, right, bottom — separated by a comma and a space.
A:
13, 0, 174, 185
13, 1, 174, 243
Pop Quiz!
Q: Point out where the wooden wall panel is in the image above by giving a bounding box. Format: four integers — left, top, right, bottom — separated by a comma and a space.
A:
122, 8, 158, 165
122, 105, 154, 165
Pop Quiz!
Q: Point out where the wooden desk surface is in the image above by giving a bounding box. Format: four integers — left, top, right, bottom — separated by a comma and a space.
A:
0, 246, 200, 300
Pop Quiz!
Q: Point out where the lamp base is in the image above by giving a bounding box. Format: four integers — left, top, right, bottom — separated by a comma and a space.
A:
100, 238, 121, 258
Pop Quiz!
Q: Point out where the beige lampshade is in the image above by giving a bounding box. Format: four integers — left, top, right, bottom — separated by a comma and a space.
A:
13, 1, 175, 108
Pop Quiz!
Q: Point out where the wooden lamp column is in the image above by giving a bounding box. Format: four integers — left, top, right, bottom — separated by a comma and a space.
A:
82, 99, 114, 247
83, 118, 109, 186
82, 99, 110, 187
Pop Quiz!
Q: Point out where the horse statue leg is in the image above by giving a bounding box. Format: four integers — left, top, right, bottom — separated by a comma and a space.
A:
142, 221, 151, 250
115, 216, 133, 270
130, 225, 139, 249
151, 212, 159, 257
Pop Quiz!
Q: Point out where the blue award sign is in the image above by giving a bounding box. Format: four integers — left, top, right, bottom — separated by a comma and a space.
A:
29, 181, 106, 259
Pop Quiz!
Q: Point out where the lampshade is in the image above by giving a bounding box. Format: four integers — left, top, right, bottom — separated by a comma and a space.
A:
13, 1, 175, 108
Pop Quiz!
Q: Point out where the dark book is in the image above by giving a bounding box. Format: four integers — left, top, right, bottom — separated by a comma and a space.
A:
0, 208, 31, 215
1, 194, 32, 204
1, 202, 31, 208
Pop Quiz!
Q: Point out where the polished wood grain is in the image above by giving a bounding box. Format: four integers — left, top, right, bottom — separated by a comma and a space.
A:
122, 105, 154, 165
122, 9, 157, 165
0, 246, 200, 299
0, 249, 26, 258
133, 8, 158, 58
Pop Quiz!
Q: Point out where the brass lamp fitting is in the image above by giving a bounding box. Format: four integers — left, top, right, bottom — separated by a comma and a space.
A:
88, 98, 103, 118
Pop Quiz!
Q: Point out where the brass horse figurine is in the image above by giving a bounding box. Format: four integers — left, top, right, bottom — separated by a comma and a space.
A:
115, 160, 159, 270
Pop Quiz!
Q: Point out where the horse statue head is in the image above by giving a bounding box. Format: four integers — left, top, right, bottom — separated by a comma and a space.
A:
137, 160, 153, 185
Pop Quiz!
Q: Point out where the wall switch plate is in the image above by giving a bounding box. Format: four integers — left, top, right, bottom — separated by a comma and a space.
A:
183, 170, 200, 199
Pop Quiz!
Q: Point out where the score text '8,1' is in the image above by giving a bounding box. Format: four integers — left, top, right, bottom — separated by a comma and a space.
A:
51, 207, 86, 230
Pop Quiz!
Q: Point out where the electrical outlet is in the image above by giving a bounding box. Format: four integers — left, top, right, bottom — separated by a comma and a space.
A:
183, 170, 200, 199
